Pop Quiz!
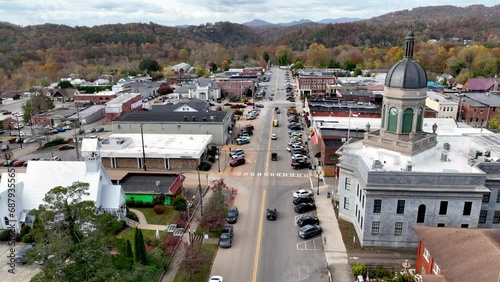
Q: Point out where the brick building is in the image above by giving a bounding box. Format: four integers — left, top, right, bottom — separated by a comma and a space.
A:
414, 226, 500, 281
89, 134, 213, 170
297, 71, 336, 97
74, 91, 117, 105
458, 92, 500, 128
105, 93, 142, 121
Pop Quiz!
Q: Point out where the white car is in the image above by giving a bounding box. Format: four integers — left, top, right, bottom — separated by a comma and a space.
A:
290, 132, 303, 137
230, 149, 244, 157
288, 140, 302, 146
246, 114, 256, 120
293, 189, 313, 198
287, 144, 305, 152
291, 154, 308, 160
210, 276, 223, 282
271, 134, 277, 140
231, 152, 245, 159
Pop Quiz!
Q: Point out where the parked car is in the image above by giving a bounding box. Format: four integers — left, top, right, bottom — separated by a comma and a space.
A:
15, 244, 34, 264
3, 159, 17, 166
238, 132, 250, 138
219, 226, 234, 248
229, 149, 244, 158
293, 196, 315, 205
294, 203, 317, 213
240, 129, 253, 136
287, 144, 305, 152
231, 151, 245, 159
296, 216, 320, 227
236, 138, 250, 145
255, 104, 264, 108
230, 157, 246, 167
96, 127, 105, 132
293, 189, 313, 198
12, 160, 25, 167
298, 225, 322, 239
1, 144, 9, 151
290, 149, 308, 156
267, 208, 277, 220
246, 114, 256, 120
59, 144, 75, 151
226, 206, 239, 223
85, 128, 96, 133
209, 276, 224, 282
292, 161, 310, 170
50, 156, 62, 161
243, 125, 254, 131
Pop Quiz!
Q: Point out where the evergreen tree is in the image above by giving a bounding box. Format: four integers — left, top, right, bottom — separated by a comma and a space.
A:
125, 240, 133, 259
134, 228, 148, 265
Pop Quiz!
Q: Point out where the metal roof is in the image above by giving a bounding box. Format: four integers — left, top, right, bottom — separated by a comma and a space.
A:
113, 110, 229, 123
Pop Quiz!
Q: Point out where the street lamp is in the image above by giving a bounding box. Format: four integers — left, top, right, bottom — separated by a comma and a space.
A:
316, 170, 321, 195
215, 149, 220, 172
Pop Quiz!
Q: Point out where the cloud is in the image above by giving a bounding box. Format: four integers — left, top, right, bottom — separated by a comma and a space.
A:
0, 0, 497, 27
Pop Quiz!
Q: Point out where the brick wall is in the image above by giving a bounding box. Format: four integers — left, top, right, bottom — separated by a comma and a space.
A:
102, 158, 111, 168
116, 158, 138, 168
146, 158, 165, 169
169, 159, 198, 170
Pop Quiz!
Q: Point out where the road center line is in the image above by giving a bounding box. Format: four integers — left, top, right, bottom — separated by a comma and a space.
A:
252, 189, 266, 282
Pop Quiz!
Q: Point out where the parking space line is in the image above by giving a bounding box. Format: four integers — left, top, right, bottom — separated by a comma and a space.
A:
298, 266, 310, 281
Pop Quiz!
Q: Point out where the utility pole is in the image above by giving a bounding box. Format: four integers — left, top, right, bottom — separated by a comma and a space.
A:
14, 115, 22, 149
73, 102, 80, 160
140, 124, 146, 171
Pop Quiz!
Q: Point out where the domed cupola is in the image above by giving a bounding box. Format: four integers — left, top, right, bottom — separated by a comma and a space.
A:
385, 31, 427, 89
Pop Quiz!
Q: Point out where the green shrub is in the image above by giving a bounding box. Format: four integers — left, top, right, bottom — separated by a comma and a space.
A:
153, 204, 167, 214
352, 262, 367, 277
127, 211, 139, 221
22, 231, 35, 243
126, 199, 135, 206
42, 138, 67, 148
135, 200, 144, 207
0, 229, 13, 241
372, 266, 392, 278
172, 196, 187, 211
199, 162, 212, 171
234, 110, 244, 115
152, 194, 166, 206
20, 225, 31, 239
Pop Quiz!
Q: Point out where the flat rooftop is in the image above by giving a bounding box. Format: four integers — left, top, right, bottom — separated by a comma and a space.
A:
312, 116, 493, 135
89, 134, 212, 159
107, 93, 141, 106
342, 134, 500, 174
68, 105, 105, 119
115, 173, 178, 194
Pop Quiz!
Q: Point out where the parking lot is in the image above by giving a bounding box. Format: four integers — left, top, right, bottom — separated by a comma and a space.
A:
0, 242, 40, 281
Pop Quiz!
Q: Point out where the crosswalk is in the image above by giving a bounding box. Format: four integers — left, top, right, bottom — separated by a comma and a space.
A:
234, 172, 309, 178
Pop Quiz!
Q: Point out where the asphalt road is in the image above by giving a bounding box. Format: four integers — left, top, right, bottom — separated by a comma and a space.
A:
211, 67, 328, 282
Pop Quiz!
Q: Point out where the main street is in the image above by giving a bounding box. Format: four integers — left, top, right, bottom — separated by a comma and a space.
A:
211, 67, 328, 282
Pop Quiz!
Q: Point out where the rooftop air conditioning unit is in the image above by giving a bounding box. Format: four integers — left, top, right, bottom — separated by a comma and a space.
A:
443, 143, 450, 150
210, 116, 215, 120
406, 161, 413, 171
372, 160, 384, 170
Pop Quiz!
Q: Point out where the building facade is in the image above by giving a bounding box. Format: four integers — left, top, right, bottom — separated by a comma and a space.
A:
112, 111, 233, 145
336, 32, 500, 248
105, 93, 142, 121
458, 92, 500, 128
298, 72, 336, 97
425, 91, 458, 119
74, 91, 117, 105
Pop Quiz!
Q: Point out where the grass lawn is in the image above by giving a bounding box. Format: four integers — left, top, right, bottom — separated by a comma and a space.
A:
116, 228, 168, 251
135, 207, 180, 225
173, 244, 218, 282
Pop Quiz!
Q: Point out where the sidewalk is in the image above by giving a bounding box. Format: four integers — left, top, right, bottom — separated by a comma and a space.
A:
129, 208, 168, 231
161, 181, 215, 282
297, 98, 353, 280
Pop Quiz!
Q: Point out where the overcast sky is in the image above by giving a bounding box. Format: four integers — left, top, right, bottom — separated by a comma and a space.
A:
0, 0, 496, 27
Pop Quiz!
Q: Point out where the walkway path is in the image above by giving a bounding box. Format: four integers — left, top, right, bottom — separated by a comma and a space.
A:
128, 208, 167, 231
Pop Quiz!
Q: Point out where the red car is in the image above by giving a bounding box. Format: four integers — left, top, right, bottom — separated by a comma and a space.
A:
229, 157, 245, 167
12, 160, 26, 167
59, 144, 75, 151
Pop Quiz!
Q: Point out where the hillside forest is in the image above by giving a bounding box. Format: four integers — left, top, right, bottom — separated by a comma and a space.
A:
0, 5, 499, 90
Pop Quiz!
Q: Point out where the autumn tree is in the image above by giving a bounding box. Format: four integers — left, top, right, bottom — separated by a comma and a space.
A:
57, 80, 73, 89
220, 59, 230, 71
22, 95, 55, 123
139, 58, 160, 72
275, 45, 292, 66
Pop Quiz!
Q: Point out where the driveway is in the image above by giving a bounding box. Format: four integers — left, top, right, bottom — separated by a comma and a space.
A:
0, 242, 40, 281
